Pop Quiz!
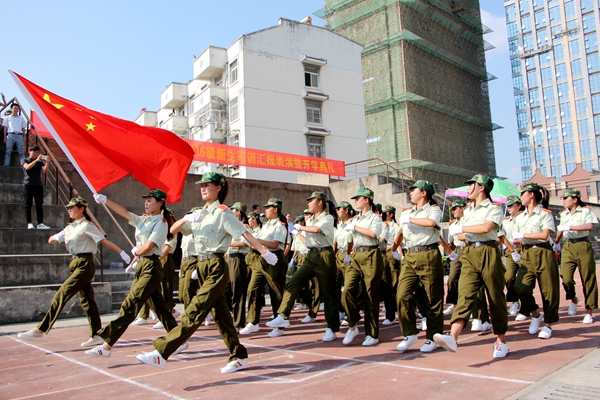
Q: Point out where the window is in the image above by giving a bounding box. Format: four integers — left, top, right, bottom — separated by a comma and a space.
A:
535, 147, 547, 164
548, 125, 559, 142
560, 102, 571, 119
540, 166, 548, 176
549, 144, 562, 160
549, 6, 561, 23
555, 63, 567, 79
529, 89, 540, 107
579, 119, 590, 137
576, 99, 589, 116
513, 75, 525, 91
522, 169, 534, 180
554, 43, 565, 61
585, 34, 598, 53
509, 39, 520, 56
229, 60, 238, 85
527, 70, 539, 87
535, 11, 546, 28
563, 122, 574, 138
526, 55, 537, 69
546, 105, 557, 122
588, 53, 600, 73
593, 94, 600, 113
572, 59, 583, 77
507, 22, 519, 38
506, 4, 517, 20
517, 112, 528, 129
574, 79, 586, 96
522, 16, 532, 33
567, 19, 579, 36
582, 160, 594, 171
543, 86, 555, 102
540, 67, 552, 84
520, 132, 531, 148
558, 82, 570, 100
596, 136, 600, 154
305, 100, 322, 124
307, 136, 325, 158
540, 51, 552, 66
511, 58, 522, 74
583, 14, 596, 33
564, 1, 576, 19
569, 39, 581, 57
564, 142, 576, 159
591, 75, 600, 93
566, 163, 577, 174
523, 34, 534, 50
551, 165, 563, 181
581, 139, 593, 157
595, 115, 600, 133
534, 1, 544, 10
531, 108, 542, 125
521, 150, 532, 167
537, 29, 549, 46
515, 94, 527, 110
581, 0, 594, 12
533, 128, 544, 145
229, 96, 239, 121
520, 0, 530, 15
304, 65, 319, 88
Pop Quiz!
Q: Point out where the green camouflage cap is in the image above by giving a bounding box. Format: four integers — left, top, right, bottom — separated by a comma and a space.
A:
465, 174, 494, 192
506, 195, 522, 206
306, 191, 328, 203
383, 205, 396, 213
248, 212, 260, 219
303, 208, 314, 215
336, 201, 354, 210
294, 215, 305, 223
264, 197, 283, 208
65, 197, 88, 208
450, 199, 467, 209
142, 189, 167, 202
410, 180, 435, 195
230, 202, 248, 213
351, 187, 374, 200
195, 171, 226, 186
521, 182, 542, 193
564, 188, 581, 198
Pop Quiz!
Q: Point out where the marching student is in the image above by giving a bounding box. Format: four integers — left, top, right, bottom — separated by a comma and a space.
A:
555, 188, 598, 324
334, 202, 354, 319
499, 195, 525, 319
136, 172, 277, 373
443, 199, 466, 317
18, 197, 130, 345
177, 212, 199, 309
380, 205, 400, 325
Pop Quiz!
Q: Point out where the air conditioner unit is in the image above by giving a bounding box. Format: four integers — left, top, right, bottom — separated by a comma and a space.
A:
215, 122, 226, 131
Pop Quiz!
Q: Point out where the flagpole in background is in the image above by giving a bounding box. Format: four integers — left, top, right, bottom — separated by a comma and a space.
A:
10, 70, 134, 247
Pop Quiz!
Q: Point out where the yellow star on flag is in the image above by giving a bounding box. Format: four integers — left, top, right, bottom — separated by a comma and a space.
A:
43, 93, 64, 109
85, 122, 96, 131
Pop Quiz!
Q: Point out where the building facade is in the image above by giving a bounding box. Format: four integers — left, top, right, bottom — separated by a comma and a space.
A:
505, 0, 600, 182
317, 0, 498, 187
135, 18, 367, 183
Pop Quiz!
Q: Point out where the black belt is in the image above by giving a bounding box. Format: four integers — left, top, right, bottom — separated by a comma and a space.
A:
524, 242, 553, 250
8, 132, 22, 135
467, 240, 496, 248
139, 254, 159, 260
355, 245, 379, 252
197, 253, 224, 262
406, 243, 439, 253
308, 246, 333, 253
183, 256, 197, 261
566, 237, 590, 244
228, 252, 247, 258
71, 252, 92, 259
252, 249, 283, 255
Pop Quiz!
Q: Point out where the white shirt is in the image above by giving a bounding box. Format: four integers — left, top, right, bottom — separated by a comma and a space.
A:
2, 114, 27, 133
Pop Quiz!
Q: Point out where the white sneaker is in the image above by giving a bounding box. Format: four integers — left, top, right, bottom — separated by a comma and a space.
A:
301, 315, 316, 323
319, 303, 324, 311
221, 358, 248, 374
567, 301, 578, 316
339, 312, 346, 321
294, 304, 307, 310
17, 329, 43, 341
471, 319, 483, 331
443, 304, 455, 316
322, 328, 336, 342
132, 317, 148, 326
136, 350, 165, 369
152, 321, 164, 329
515, 313, 528, 321
492, 342, 509, 358
420, 340, 437, 353
433, 333, 457, 353
149, 310, 157, 320
538, 326, 552, 339
341, 320, 349, 326
204, 313, 212, 326
529, 314, 543, 335
342, 327, 359, 345
583, 314, 595, 324
396, 334, 418, 351
362, 335, 379, 346
382, 318, 396, 326
418, 317, 427, 331
37, 223, 50, 229
267, 328, 284, 338
480, 321, 491, 332
27, 223, 35, 229
172, 341, 188, 355
266, 315, 291, 328
239, 322, 259, 335
85, 345, 111, 357
172, 309, 181, 319
508, 302, 520, 316
81, 336, 104, 347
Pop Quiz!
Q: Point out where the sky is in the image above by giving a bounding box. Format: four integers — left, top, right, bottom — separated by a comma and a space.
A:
1, 1, 520, 183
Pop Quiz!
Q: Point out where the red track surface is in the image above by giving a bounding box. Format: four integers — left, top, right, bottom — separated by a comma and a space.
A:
2, 280, 599, 400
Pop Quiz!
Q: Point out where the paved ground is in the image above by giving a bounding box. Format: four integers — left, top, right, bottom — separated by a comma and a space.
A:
1, 276, 599, 400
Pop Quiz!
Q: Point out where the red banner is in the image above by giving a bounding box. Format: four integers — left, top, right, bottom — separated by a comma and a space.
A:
30, 110, 53, 138
184, 139, 345, 177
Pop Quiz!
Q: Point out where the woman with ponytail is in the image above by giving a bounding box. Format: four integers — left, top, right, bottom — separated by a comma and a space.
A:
18, 197, 130, 345
84, 189, 181, 357
267, 191, 340, 342
513, 182, 560, 339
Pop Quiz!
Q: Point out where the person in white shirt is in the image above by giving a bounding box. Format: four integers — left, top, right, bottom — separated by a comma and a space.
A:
3, 103, 27, 166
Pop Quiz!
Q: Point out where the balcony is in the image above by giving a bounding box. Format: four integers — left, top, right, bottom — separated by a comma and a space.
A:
191, 85, 227, 113
135, 111, 157, 127
160, 115, 188, 136
193, 46, 227, 80
191, 121, 226, 142
161, 82, 188, 109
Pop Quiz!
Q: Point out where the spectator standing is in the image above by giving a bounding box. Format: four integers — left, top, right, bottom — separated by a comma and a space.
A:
22, 144, 50, 229
3, 103, 27, 166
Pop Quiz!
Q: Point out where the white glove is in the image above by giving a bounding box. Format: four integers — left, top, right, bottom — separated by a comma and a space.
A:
557, 224, 570, 232
511, 251, 521, 263
191, 269, 199, 280
449, 252, 459, 261
399, 215, 411, 225
344, 254, 351, 265
512, 232, 524, 240
119, 250, 131, 264
288, 259, 294, 267
131, 246, 138, 257
291, 229, 299, 235
294, 223, 302, 231
262, 250, 278, 266
448, 225, 463, 237
392, 251, 401, 261
553, 243, 561, 252
93, 193, 107, 204
51, 231, 66, 242
345, 223, 356, 232
183, 210, 204, 223
125, 262, 137, 274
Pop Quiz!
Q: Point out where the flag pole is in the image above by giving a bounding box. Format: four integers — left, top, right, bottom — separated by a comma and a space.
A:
10, 70, 133, 248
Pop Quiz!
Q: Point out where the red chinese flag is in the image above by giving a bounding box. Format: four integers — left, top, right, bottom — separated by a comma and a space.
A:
11, 71, 194, 202
30, 110, 52, 139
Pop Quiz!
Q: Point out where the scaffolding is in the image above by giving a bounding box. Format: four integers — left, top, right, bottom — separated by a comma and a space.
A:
316, 0, 500, 187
